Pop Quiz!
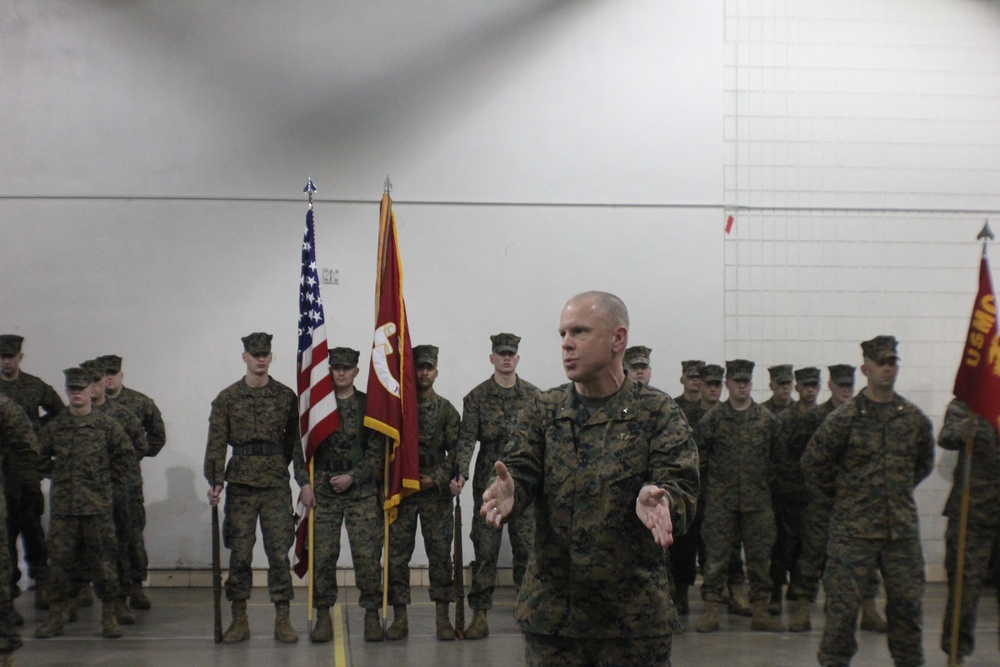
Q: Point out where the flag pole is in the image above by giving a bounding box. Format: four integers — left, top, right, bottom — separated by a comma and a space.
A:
379, 175, 393, 634
305, 178, 317, 637
948, 220, 994, 667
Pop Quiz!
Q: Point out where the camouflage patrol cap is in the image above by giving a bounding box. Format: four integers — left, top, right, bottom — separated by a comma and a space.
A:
242, 332, 273, 355
794, 367, 821, 384
490, 333, 521, 354
0, 335, 24, 355
768, 364, 794, 383
413, 345, 439, 368
97, 355, 122, 374
699, 364, 724, 383
624, 346, 652, 367
681, 360, 706, 377
78, 360, 104, 384
328, 347, 360, 367
64, 367, 93, 389
725, 359, 755, 381
828, 364, 856, 385
861, 335, 899, 362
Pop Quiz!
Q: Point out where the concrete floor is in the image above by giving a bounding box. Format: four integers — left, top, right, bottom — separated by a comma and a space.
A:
13, 583, 999, 666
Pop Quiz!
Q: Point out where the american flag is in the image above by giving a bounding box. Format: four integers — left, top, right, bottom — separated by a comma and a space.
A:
297, 208, 340, 456
294, 207, 339, 577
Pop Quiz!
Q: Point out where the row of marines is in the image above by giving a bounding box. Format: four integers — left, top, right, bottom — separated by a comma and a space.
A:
0, 335, 166, 666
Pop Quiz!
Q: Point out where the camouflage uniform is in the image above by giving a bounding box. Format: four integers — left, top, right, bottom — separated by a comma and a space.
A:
669, 364, 722, 596
387, 390, 461, 605
38, 402, 133, 606
0, 395, 38, 656
456, 371, 539, 611
91, 393, 147, 596
696, 397, 779, 605
204, 375, 306, 603
937, 398, 1000, 661
102, 355, 165, 592
0, 338, 62, 596
312, 390, 384, 610
802, 368, 934, 667
501, 378, 698, 648
788, 395, 883, 603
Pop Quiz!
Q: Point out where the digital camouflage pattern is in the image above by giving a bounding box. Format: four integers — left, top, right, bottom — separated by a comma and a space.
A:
502, 379, 698, 639
92, 399, 147, 591
696, 400, 779, 604
761, 395, 796, 417
802, 390, 934, 667
38, 411, 133, 604
455, 374, 540, 609
111, 386, 166, 457
204, 376, 305, 603
0, 371, 62, 591
387, 391, 460, 605
786, 397, 882, 603
0, 395, 38, 654
203, 377, 307, 488
312, 391, 384, 609
937, 398, 1000, 660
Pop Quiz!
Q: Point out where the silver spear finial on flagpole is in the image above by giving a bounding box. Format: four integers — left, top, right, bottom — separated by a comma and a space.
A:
304, 177, 317, 208
383, 174, 392, 195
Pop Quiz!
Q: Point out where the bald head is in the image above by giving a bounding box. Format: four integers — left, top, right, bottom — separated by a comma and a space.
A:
560, 291, 630, 397
566, 291, 630, 330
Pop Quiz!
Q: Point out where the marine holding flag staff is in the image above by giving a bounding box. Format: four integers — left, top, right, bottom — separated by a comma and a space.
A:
481, 291, 699, 667
204, 332, 311, 645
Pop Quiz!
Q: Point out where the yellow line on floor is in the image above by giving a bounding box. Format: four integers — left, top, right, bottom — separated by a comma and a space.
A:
333, 604, 347, 666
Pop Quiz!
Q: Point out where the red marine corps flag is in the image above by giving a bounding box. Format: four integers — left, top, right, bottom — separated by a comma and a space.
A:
953, 224, 1000, 431
364, 182, 420, 520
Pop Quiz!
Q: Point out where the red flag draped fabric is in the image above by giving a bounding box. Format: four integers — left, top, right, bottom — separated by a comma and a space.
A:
293, 207, 340, 577
363, 193, 419, 520
953, 253, 1000, 431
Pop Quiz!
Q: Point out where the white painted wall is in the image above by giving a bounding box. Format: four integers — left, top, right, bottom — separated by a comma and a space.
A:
1, 0, 997, 579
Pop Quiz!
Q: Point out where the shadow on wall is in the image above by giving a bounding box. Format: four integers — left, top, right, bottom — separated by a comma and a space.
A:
145, 466, 213, 568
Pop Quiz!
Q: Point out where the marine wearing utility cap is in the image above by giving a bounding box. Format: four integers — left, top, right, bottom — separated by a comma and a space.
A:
682, 360, 705, 377
97, 355, 122, 374
700, 364, 725, 383
490, 333, 521, 354
79, 359, 105, 385
328, 347, 360, 367
768, 364, 794, 383
828, 364, 856, 385
624, 346, 652, 367
0, 334, 24, 356
794, 367, 821, 385
64, 367, 94, 389
726, 359, 755, 381
860, 335, 899, 362
413, 345, 439, 368
242, 332, 273, 356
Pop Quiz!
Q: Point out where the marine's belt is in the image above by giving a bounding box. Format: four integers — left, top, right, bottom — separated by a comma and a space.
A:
324, 458, 353, 473
230, 441, 282, 456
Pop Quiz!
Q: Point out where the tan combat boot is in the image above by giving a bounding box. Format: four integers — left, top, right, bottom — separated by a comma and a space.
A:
273, 601, 298, 643
464, 609, 489, 639
77, 585, 94, 608
385, 605, 408, 640
750, 602, 785, 632
435, 602, 455, 640
363, 609, 384, 642
222, 600, 250, 644
130, 583, 151, 610
860, 598, 887, 633
102, 601, 123, 639
310, 606, 332, 643
116, 597, 136, 625
33, 602, 66, 639
727, 584, 752, 617
696, 601, 720, 633
788, 598, 812, 632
